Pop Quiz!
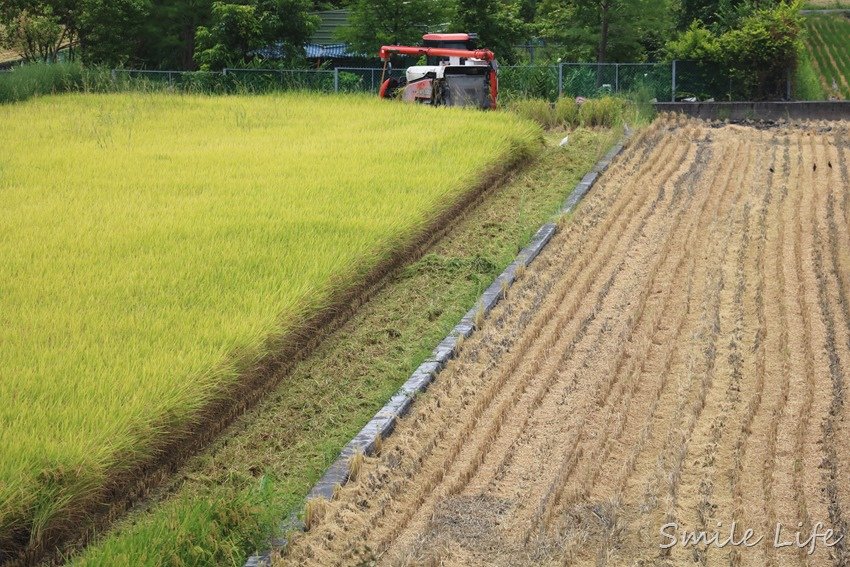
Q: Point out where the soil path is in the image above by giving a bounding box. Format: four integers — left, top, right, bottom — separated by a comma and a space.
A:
282, 118, 850, 567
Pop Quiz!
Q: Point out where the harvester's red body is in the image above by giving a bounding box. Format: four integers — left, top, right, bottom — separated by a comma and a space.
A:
378, 34, 498, 110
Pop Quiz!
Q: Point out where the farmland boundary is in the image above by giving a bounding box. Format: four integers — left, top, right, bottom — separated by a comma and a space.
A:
243, 130, 632, 567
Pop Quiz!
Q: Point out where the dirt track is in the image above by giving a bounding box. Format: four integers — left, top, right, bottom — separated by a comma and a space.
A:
282, 117, 850, 566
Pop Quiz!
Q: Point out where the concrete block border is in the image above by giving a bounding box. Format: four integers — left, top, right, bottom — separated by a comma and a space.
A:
244, 131, 630, 567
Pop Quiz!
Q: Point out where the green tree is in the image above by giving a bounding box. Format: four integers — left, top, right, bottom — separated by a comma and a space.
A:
718, 0, 802, 95
194, 0, 316, 70
0, 4, 65, 61
254, 0, 317, 61
136, 0, 213, 69
338, 0, 451, 55
77, 0, 150, 66
666, 0, 803, 98
677, 0, 783, 31
449, 0, 528, 63
195, 2, 261, 69
535, 0, 674, 62
0, 0, 81, 61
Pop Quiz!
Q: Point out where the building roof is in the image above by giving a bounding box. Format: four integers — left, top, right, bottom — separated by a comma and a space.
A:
310, 9, 351, 45
305, 43, 357, 58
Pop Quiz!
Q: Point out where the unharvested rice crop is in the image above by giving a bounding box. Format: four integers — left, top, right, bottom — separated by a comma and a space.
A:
285, 117, 850, 566
0, 92, 538, 557
804, 14, 850, 99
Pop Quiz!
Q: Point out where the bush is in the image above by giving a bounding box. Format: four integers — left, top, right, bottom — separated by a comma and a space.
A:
0, 62, 85, 103
665, 0, 804, 100
509, 96, 633, 130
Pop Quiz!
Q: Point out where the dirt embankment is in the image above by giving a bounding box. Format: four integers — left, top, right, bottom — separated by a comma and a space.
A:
282, 117, 850, 567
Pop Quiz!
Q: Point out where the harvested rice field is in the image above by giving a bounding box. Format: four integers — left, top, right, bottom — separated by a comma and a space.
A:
284, 116, 850, 566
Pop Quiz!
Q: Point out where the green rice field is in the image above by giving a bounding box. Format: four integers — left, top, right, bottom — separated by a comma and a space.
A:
0, 92, 538, 557
804, 14, 850, 99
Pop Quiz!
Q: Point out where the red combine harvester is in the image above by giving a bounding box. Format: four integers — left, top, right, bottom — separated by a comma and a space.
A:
378, 33, 498, 110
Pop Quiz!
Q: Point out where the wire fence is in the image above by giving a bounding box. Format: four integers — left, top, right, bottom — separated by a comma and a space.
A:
111, 61, 794, 102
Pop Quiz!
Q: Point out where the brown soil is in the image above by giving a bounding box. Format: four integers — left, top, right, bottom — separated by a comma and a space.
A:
281, 117, 850, 567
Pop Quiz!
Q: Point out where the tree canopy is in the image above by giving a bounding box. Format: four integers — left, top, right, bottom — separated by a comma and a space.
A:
0, 0, 806, 78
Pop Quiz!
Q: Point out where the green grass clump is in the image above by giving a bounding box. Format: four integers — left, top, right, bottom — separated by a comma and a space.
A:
509, 96, 637, 130
554, 97, 579, 127
0, 62, 85, 103
509, 98, 557, 128
578, 97, 628, 127
795, 46, 827, 100
0, 92, 539, 558
74, 478, 279, 567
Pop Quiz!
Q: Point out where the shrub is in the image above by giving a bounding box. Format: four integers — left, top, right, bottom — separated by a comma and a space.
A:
665, 0, 804, 100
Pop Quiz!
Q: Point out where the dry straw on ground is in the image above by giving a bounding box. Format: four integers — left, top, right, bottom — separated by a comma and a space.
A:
282, 117, 850, 567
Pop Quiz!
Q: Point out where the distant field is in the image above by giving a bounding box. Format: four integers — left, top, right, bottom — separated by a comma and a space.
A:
0, 92, 537, 558
804, 14, 850, 99
804, 0, 850, 7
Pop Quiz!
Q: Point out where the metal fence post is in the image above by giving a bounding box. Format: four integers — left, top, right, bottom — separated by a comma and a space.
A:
671, 60, 677, 102
615, 64, 619, 93
558, 63, 563, 97
334, 68, 339, 93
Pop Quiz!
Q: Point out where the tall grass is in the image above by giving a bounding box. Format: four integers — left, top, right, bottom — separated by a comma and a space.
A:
0, 62, 84, 103
795, 46, 827, 100
0, 92, 539, 557
0, 63, 334, 105
508, 95, 641, 129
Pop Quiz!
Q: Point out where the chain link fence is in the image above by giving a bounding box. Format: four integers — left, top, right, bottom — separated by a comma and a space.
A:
111, 61, 794, 102
672, 60, 792, 102
334, 67, 407, 93
223, 68, 335, 92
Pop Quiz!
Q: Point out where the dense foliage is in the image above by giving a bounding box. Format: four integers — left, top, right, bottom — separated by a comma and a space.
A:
0, 0, 808, 78
666, 0, 804, 99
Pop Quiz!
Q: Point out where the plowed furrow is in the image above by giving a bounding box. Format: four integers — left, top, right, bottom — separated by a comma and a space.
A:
811, 135, 849, 567
370, 132, 697, 559
527, 140, 717, 546
478, 138, 715, 543
664, 132, 754, 566
545, 139, 737, 565
730, 136, 779, 567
